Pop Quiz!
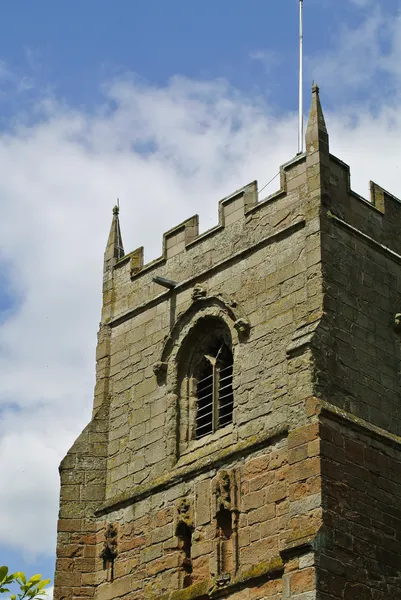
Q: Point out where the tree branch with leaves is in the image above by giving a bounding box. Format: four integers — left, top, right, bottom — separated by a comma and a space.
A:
0, 567, 50, 600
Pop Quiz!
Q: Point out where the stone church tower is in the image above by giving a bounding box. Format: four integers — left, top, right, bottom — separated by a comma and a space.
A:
54, 86, 401, 599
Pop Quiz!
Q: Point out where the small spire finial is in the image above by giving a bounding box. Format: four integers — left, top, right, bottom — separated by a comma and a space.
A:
105, 201, 124, 269
306, 82, 329, 156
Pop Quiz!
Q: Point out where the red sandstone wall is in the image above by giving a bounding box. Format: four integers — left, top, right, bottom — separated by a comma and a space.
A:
90, 421, 321, 599
319, 412, 401, 599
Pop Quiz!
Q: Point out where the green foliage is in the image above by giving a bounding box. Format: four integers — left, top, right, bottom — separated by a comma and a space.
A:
0, 567, 50, 600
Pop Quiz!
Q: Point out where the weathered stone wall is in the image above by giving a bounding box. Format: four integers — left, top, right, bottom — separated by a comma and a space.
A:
54, 85, 401, 600
55, 135, 325, 598
94, 420, 321, 599
100, 151, 323, 500
55, 135, 327, 598
54, 405, 109, 600
318, 410, 401, 599
316, 156, 401, 435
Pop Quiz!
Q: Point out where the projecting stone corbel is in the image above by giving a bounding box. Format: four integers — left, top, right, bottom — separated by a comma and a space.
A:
191, 283, 207, 301
153, 361, 168, 384
234, 318, 250, 339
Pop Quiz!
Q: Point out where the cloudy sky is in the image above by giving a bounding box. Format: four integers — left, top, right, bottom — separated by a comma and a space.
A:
0, 0, 400, 587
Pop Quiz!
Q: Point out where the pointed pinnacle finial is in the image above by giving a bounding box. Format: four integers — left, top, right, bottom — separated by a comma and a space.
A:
306, 81, 329, 155
104, 201, 124, 270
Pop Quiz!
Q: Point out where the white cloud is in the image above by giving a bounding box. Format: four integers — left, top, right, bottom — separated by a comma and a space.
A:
0, 75, 298, 557
45, 586, 53, 600
0, 35, 401, 559
310, 7, 401, 97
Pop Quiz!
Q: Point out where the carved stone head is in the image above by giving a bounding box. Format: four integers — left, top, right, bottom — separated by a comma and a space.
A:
191, 284, 207, 302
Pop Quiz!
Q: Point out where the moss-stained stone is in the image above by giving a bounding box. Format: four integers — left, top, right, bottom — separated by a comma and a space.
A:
158, 581, 209, 600
96, 424, 288, 516
234, 555, 284, 584
155, 557, 284, 600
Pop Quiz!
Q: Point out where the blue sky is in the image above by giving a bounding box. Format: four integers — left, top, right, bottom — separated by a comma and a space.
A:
1, 0, 399, 121
0, 0, 400, 593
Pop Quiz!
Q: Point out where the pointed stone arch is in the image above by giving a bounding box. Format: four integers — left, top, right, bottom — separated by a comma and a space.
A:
153, 287, 250, 387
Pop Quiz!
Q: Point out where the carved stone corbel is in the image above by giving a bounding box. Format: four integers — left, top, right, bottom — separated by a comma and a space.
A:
234, 318, 251, 339
153, 360, 168, 384
176, 497, 194, 530
191, 284, 207, 301
215, 470, 233, 511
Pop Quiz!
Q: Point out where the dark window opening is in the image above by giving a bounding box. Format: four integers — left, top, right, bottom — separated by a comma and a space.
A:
217, 506, 233, 540
216, 505, 234, 574
176, 521, 193, 588
195, 341, 234, 439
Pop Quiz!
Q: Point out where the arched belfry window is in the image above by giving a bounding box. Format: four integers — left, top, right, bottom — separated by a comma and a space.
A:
195, 340, 234, 439
173, 313, 241, 455
176, 317, 235, 447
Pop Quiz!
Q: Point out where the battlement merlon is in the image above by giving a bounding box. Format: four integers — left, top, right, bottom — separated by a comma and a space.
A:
123, 178, 259, 275
101, 85, 401, 325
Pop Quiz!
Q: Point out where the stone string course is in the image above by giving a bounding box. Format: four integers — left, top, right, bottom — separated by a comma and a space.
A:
54, 85, 401, 599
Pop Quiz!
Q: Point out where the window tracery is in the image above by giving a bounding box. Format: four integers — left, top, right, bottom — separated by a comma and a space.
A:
195, 340, 234, 439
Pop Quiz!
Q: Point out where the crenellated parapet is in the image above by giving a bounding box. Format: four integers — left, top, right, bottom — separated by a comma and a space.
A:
104, 157, 401, 328
322, 154, 401, 255
103, 164, 309, 325
119, 180, 259, 281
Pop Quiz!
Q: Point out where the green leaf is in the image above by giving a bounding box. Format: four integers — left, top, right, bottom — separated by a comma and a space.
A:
0, 589, 9, 593
0, 567, 8, 582
10, 595, 16, 600
37, 581, 50, 591
28, 576, 42, 584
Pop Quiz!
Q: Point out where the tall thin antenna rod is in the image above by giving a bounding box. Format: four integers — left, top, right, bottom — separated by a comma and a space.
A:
298, 0, 304, 154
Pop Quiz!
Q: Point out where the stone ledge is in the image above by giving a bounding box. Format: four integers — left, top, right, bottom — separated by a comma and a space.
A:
155, 555, 284, 600
319, 400, 401, 450
158, 581, 209, 600
95, 424, 288, 516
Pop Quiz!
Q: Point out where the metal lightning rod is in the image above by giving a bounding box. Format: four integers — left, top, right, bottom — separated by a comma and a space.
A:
298, 0, 304, 154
